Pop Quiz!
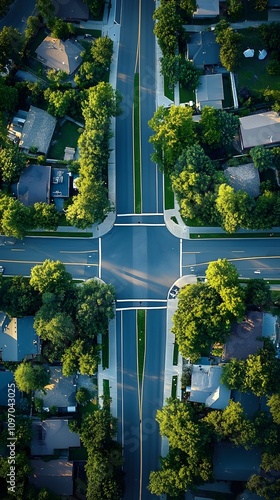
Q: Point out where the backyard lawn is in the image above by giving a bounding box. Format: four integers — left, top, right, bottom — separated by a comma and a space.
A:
236, 28, 280, 96
48, 120, 82, 160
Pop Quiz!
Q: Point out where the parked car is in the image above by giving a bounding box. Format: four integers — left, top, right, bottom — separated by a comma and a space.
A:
0, 266, 4, 274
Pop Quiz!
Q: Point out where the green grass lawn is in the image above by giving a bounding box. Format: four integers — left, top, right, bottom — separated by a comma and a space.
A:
103, 379, 110, 399
164, 174, 175, 210
190, 232, 280, 239
222, 74, 234, 108
236, 28, 280, 97
27, 231, 93, 237
172, 341, 179, 366
48, 120, 82, 160
164, 76, 174, 101
179, 85, 195, 104
134, 73, 141, 213
102, 333, 109, 370
137, 309, 146, 384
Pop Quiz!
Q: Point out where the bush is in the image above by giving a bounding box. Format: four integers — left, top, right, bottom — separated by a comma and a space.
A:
76, 387, 91, 405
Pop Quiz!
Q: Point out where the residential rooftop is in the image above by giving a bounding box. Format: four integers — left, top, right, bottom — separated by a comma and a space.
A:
224, 162, 260, 198
19, 106, 57, 155
239, 111, 280, 149
35, 37, 83, 75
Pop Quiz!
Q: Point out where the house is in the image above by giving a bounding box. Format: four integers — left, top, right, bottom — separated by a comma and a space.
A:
19, 106, 57, 155
239, 111, 280, 150
35, 367, 77, 413
213, 442, 261, 481
31, 419, 80, 456
187, 31, 220, 69
224, 162, 260, 198
0, 313, 39, 362
30, 459, 75, 496
193, 0, 219, 18
196, 74, 224, 110
189, 365, 231, 410
35, 37, 83, 75
17, 164, 51, 207
53, 0, 90, 21
0, 371, 19, 406
223, 311, 264, 362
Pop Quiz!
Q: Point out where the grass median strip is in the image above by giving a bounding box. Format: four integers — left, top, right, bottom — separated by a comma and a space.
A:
102, 333, 109, 370
137, 309, 146, 384
190, 232, 280, 239
103, 379, 110, 399
171, 375, 178, 399
27, 231, 93, 237
164, 174, 175, 210
173, 341, 179, 366
134, 73, 141, 213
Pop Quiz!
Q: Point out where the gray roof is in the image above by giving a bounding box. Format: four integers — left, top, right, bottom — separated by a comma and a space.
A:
35, 37, 83, 74
17, 164, 51, 206
224, 162, 260, 198
30, 459, 74, 496
193, 0, 219, 18
214, 443, 261, 481
51, 167, 70, 198
19, 106, 56, 155
53, 0, 89, 20
31, 419, 80, 456
35, 367, 76, 409
189, 365, 230, 410
239, 111, 280, 149
0, 315, 39, 362
196, 74, 224, 110
187, 31, 220, 68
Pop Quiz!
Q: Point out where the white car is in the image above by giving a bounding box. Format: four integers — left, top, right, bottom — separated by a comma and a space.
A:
0, 266, 4, 274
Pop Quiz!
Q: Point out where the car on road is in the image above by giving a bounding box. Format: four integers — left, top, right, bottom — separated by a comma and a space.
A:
0, 266, 4, 274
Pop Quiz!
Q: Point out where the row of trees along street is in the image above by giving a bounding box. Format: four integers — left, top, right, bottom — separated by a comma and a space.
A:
149, 259, 280, 498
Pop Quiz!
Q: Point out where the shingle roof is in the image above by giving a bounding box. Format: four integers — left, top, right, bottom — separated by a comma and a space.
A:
19, 106, 56, 155
17, 164, 51, 207
35, 367, 76, 409
0, 315, 39, 361
187, 31, 220, 67
35, 37, 83, 74
53, 0, 89, 20
30, 459, 74, 496
224, 162, 260, 198
189, 365, 230, 409
31, 419, 80, 456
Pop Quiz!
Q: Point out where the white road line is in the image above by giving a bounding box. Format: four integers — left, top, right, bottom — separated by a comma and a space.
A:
117, 299, 167, 303
114, 223, 165, 227
0, 259, 98, 266
155, 164, 159, 213
11, 249, 25, 252
120, 310, 124, 450
182, 251, 201, 254
117, 213, 163, 216
116, 306, 167, 311
98, 237, 102, 279
60, 249, 98, 254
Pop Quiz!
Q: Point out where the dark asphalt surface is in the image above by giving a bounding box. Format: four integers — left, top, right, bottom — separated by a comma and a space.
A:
0, 0, 36, 32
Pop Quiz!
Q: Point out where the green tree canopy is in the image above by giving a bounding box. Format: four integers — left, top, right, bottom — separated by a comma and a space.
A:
267, 394, 280, 425
0, 144, 27, 184
216, 183, 253, 233
245, 279, 271, 308
172, 283, 231, 361
32, 202, 60, 230
149, 105, 197, 174
30, 259, 73, 296
14, 363, 50, 393
2, 275, 42, 318
250, 145, 274, 171
0, 26, 24, 70
62, 339, 100, 376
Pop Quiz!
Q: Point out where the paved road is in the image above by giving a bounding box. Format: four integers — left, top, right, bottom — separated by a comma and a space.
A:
0, 0, 36, 32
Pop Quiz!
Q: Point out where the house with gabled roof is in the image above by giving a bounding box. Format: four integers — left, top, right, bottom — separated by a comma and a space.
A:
19, 106, 56, 155
189, 364, 230, 410
196, 74, 224, 110
35, 37, 83, 75
35, 367, 77, 413
187, 31, 220, 69
31, 419, 80, 456
53, 0, 89, 21
239, 111, 280, 150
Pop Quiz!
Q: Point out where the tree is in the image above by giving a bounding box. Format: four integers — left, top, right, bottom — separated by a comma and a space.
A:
221, 358, 246, 390
148, 105, 197, 174
261, 452, 280, 472
200, 107, 239, 148
32, 202, 60, 230
76, 387, 91, 405
14, 362, 50, 392
24, 15, 41, 44
30, 259, 73, 296
172, 283, 231, 361
216, 183, 253, 233
204, 400, 256, 449
226, 0, 243, 21
267, 394, 280, 424
215, 23, 243, 71
34, 308, 75, 346
44, 88, 76, 117
91, 35, 113, 67
153, 0, 183, 56
206, 258, 240, 293
35, 0, 55, 23
62, 340, 100, 376
0, 144, 27, 183
0, 196, 33, 239
49, 18, 75, 40
247, 474, 280, 499
0, 76, 18, 114
2, 275, 42, 317
75, 280, 115, 338
179, 57, 201, 89
0, 0, 13, 18
84, 0, 105, 16
245, 279, 271, 308
0, 26, 24, 70
250, 145, 274, 172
